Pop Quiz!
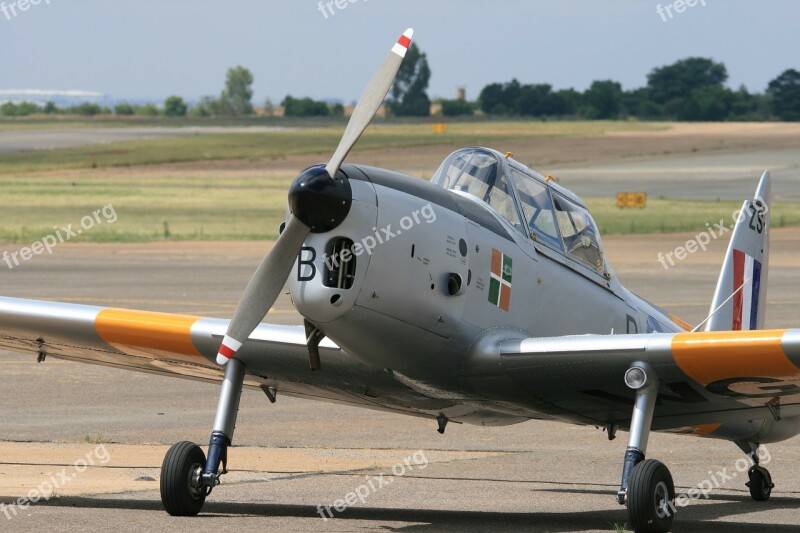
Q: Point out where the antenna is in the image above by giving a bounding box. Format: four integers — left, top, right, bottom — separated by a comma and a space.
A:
691, 276, 752, 333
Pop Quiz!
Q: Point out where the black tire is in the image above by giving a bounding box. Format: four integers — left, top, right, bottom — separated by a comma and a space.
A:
161, 441, 207, 516
747, 466, 773, 502
627, 459, 676, 533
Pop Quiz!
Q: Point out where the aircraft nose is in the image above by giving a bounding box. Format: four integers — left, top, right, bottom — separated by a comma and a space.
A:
288, 165, 353, 233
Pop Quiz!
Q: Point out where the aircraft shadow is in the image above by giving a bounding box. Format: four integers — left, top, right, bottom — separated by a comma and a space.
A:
7, 493, 799, 532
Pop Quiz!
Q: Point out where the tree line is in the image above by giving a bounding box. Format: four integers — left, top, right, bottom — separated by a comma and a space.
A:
2, 45, 799, 121
472, 59, 800, 122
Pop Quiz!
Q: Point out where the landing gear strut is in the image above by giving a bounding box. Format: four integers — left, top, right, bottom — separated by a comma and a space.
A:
617, 363, 675, 533
161, 357, 246, 516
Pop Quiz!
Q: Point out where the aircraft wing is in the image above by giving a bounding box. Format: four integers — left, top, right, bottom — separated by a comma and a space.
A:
5, 294, 800, 434
494, 330, 800, 435
0, 296, 440, 420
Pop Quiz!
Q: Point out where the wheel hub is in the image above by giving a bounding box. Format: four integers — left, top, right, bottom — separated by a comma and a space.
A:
654, 480, 671, 519
189, 464, 205, 499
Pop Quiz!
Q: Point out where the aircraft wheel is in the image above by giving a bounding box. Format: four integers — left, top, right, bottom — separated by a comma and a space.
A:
747, 465, 773, 502
161, 441, 207, 516
627, 459, 675, 533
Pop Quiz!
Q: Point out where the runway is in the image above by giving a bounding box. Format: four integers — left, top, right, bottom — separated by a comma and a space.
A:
2, 233, 800, 531
0, 126, 289, 154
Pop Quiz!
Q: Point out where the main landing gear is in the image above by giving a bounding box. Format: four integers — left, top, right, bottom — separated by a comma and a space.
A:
616, 363, 675, 533
161, 357, 246, 516
614, 366, 777, 533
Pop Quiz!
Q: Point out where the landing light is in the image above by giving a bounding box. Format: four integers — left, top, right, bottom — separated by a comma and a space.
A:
624, 367, 648, 390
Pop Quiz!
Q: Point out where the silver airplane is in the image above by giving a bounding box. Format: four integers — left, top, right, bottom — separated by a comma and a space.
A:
1, 29, 798, 533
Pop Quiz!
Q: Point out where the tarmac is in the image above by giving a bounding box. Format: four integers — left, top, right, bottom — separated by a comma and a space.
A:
2, 231, 800, 532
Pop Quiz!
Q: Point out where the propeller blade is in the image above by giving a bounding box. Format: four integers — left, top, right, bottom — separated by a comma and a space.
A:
216, 215, 311, 365
324, 28, 414, 179
217, 28, 415, 366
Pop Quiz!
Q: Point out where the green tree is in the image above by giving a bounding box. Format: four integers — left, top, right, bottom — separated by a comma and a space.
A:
329, 102, 345, 117
282, 95, 330, 117
478, 80, 569, 117
190, 96, 216, 117
584, 80, 623, 119
387, 43, 431, 117
114, 103, 134, 115
441, 99, 474, 116
516, 84, 559, 116
621, 88, 663, 119
479, 79, 520, 115
679, 86, 732, 121
0, 102, 19, 116
554, 88, 582, 116
221, 66, 254, 116
135, 103, 160, 116
767, 69, 800, 121
43, 101, 58, 114
73, 102, 102, 116
647, 57, 728, 106
164, 95, 188, 117
0, 101, 41, 116
727, 86, 768, 121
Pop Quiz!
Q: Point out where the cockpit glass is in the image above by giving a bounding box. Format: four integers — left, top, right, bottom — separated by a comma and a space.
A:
552, 193, 604, 272
433, 149, 605, 275
509, 169, 562, 251
432, 149, 524, 231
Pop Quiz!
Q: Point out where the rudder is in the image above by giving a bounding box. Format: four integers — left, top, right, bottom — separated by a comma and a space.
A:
705, 171, 770, 332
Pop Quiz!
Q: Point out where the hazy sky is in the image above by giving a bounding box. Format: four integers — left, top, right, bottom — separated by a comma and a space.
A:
2, 0, 799, 103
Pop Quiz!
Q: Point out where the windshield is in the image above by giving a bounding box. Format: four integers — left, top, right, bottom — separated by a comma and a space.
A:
509, 168, 562, 251
552, 193, 604, 272
433, 149, 606, 274
432, 148, 524, 231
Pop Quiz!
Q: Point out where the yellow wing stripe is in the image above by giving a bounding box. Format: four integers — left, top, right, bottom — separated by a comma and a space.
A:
672, 330, 800, 386
95, 308, 202, 357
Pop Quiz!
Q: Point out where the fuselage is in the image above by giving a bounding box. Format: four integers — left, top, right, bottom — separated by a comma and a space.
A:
288, 148, 684, 400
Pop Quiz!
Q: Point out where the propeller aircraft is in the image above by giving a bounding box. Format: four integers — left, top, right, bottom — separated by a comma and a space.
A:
1, 28, 798, 533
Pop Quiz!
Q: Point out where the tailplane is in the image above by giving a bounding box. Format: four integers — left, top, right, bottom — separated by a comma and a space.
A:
705, 171, 771, 332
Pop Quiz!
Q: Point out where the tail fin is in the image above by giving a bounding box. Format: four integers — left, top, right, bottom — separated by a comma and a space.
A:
705, 171, 771, 332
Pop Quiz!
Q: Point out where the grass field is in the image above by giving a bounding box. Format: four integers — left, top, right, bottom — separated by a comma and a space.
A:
0, 171, 293, 243
0, 120, 664, 175
1, 119, 798, 243
2, 169, 798, 244
586, 198, 800, 235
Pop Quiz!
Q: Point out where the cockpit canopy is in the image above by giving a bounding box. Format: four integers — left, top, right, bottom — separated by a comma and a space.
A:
432, 148, 605, 273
